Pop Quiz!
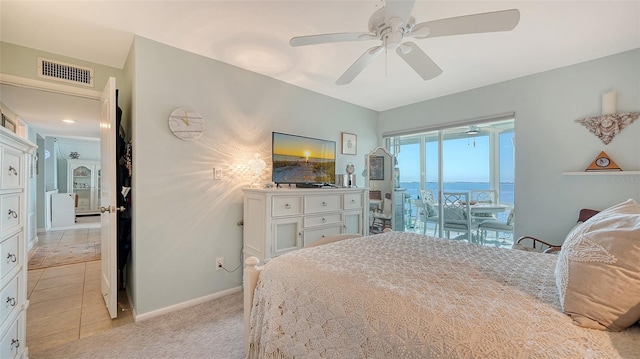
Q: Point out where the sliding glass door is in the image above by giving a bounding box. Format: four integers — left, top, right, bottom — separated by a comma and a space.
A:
389, 118, 515, 243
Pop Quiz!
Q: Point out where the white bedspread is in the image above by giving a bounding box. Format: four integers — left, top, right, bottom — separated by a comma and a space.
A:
248, 232, 640, 358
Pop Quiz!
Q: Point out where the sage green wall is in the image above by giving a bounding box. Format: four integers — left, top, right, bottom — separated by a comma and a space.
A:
131, 36, 378, 315
121, 40, 137, 312
379, 49, 640, 243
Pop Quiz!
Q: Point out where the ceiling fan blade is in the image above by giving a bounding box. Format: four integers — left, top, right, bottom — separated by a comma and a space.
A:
411, 9, 520, 39
396, 42, 442, 81
336, 45, 384, 85
290, 32, 377, 47
385, 0, 416, 25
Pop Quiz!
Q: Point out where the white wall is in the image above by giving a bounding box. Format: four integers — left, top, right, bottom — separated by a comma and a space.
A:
130, 36, 378, 315
379, 49, 640, 242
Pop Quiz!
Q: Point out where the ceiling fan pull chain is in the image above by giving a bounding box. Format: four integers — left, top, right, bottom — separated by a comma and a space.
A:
384, 35, 388, 78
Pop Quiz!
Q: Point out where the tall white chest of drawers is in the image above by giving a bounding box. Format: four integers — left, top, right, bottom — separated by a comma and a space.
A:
0, 129, 36, 359
242, 187, 369, 263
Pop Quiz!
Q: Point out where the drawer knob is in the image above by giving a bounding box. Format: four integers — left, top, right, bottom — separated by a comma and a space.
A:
322, 201, 327, 206
321, 235, 326, 238
8, 166, 17, 176
322, 217, 326, 223
351, 199, 356, 203
6, 253, 16, 263
285, 203, 291, 209
8, 209, 17, 219
6, 297, 16, 307
11, 339, 19, 349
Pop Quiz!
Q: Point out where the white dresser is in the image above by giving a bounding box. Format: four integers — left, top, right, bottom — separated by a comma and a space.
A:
242, 187, 369, 263
0, 129, 36, 359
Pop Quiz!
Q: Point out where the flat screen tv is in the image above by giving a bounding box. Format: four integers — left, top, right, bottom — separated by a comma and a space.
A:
272, 132, 336, 186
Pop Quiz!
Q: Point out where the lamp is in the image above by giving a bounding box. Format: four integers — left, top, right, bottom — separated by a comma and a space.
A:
247, 153, 266, 188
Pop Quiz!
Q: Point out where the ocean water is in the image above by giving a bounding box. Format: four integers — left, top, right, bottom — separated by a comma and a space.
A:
400, 181, 514, 205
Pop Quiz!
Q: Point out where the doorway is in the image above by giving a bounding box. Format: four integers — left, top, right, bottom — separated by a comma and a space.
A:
0, 78, 129, 353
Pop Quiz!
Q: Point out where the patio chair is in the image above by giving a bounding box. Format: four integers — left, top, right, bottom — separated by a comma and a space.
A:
419, 189, 439, 235
470, 189, 498, 223
470, 189, 497, 204
478, 207, 514, 245
442, 191, 479, 242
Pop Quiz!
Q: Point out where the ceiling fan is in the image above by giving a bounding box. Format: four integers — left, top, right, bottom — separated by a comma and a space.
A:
290, 0, 520, 85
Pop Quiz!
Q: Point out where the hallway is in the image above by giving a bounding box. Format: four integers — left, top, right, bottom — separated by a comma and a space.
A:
26, 220, 133, 356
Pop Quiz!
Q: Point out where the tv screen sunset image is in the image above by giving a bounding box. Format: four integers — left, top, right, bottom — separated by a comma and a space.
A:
272, 133, 336, 184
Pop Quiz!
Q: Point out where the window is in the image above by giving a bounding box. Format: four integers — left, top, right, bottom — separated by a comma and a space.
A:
386, 117, 515, 244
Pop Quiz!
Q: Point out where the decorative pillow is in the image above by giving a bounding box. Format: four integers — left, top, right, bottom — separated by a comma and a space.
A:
555, 199, 640, 331
443, 207, 465, 221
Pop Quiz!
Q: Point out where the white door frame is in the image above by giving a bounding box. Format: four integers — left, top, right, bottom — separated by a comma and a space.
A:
1, 73, 120, 316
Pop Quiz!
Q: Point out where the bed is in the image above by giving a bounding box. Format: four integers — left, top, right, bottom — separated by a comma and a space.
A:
243, 230, 640, 358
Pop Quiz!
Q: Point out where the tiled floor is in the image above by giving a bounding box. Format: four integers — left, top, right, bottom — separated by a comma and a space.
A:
26, 225, 133, 355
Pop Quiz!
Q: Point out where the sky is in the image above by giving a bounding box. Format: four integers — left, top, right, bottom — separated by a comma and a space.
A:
396, 132, 514, 183
272, 132, 336, 160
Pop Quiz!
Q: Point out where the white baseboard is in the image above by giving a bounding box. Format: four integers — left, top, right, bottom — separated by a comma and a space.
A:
28, 235, 38, 251
133, 286, 242, 322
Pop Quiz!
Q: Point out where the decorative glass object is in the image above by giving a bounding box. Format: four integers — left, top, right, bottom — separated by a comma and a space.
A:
248, 153, 266, 188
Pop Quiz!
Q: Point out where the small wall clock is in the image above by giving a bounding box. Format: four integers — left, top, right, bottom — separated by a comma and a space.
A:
585, 151, 621, 171
168, 107, 205, 141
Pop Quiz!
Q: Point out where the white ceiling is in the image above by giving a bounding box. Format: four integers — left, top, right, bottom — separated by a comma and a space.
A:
1, 1, 639, 139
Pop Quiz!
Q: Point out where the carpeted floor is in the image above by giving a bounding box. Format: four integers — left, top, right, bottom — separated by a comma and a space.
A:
33, 290, 245, 359
28, 243, 101, 270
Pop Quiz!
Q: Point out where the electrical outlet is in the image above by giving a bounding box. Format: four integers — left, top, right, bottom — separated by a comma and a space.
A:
216, 257, 224, 271
213, 168, 222, 180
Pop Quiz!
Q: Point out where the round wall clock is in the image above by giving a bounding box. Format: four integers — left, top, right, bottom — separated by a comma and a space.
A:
168, 107, 205, 141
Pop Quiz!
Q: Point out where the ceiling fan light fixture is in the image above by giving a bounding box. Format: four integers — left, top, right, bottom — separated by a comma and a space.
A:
466, 126, 479, 135
398, 44, 411, 55
289, 4, 520, 84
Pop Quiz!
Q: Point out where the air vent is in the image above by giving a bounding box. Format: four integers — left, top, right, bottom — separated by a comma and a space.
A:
37, 57, 94, 87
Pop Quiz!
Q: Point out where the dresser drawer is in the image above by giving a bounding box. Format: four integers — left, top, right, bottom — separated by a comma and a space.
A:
303, 225, 342, 247
0, 274, 19, 328
343, 193, 363, 210
272, 196, 303, 217
0, 233, 20, 283
0, 148, 22, 190
0, 194, 21, 236
304, 212, 342, 228
0, 311, 22, 359
304, 194, 341, 213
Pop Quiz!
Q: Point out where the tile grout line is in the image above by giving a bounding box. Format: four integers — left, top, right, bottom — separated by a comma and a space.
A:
78, 261, 86, 339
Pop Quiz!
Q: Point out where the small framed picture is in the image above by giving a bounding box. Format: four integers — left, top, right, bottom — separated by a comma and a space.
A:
341, 132, 357, 155
369, 156, 384, 180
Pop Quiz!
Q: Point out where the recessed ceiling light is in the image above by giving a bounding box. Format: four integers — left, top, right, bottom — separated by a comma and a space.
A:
62, 119, 75, 123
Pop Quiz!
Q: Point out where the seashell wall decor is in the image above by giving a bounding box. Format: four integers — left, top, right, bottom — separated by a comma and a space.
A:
575, 112, 639, 145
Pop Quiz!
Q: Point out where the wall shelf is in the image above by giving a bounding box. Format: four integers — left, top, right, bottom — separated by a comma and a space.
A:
562, 171, 640, 176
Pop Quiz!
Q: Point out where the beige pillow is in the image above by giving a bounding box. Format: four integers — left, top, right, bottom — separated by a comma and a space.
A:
555, 199, 640, 331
